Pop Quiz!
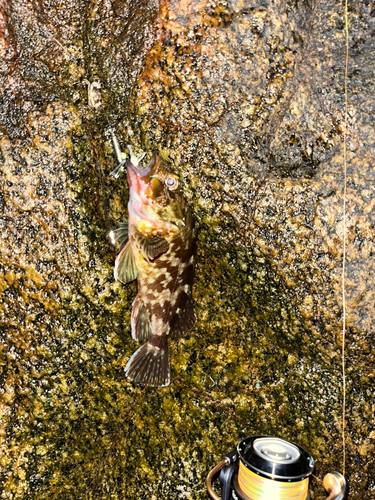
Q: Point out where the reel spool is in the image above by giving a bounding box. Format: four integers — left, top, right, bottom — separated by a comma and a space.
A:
206, 435, 348, 500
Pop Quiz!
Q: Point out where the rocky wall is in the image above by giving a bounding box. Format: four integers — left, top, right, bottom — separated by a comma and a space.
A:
1, 0, 374, 499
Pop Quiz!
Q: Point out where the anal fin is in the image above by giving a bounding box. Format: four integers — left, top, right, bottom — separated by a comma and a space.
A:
125, 335, 170, 387
114, 241, 138, 284
131, 297, 152, 341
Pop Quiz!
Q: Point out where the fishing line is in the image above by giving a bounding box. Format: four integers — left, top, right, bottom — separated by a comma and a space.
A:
341, 0, 349, 479
237, 461, 309, 500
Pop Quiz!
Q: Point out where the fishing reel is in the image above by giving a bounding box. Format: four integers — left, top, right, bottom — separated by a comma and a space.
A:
206, 436, 348, 500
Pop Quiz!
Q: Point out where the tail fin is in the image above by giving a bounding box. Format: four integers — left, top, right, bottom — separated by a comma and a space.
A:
125, 334, 170, 387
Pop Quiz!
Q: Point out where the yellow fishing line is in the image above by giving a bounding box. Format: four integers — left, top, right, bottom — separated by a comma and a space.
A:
341, 0, 349, 478
237, 462, 309, 500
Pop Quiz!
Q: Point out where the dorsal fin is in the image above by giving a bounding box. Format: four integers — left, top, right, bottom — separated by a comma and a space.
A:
169, 295, 196, 340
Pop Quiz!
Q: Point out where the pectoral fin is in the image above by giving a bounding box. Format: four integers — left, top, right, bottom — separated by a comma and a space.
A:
133, 229, 169, 261
113, 219, 128, 250
114, 241, 138, 284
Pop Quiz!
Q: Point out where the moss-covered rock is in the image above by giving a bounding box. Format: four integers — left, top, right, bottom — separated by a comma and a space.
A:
1, 0, 374, 499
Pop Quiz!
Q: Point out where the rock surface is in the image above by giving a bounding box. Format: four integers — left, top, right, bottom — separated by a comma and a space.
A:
1, 0, 374, 499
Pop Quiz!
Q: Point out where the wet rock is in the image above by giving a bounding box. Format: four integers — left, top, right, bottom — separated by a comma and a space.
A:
1, 0, 374, 499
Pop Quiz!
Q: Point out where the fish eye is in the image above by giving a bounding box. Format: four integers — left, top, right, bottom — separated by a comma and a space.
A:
165, 174, 179, 191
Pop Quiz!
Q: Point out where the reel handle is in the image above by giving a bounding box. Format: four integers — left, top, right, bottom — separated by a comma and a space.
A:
323, 472, 349, 500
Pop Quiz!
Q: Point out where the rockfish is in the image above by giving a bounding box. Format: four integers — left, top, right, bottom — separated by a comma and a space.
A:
114, 149, 196, 387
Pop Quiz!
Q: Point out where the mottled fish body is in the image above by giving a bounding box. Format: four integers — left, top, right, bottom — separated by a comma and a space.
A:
114, 151, 196, 387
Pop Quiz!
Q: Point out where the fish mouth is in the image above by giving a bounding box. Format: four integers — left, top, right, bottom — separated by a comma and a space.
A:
126, 148, 161, 221
126, 147, 180, 233
126, 149, 158, 181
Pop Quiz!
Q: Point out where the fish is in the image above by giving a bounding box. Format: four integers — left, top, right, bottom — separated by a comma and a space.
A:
113, 147, 196, 387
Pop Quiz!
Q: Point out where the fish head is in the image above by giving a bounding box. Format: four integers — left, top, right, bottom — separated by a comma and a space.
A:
126, 150, 186, 231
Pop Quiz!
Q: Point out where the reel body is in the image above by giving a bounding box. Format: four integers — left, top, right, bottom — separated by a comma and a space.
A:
206, 436, 348, 500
